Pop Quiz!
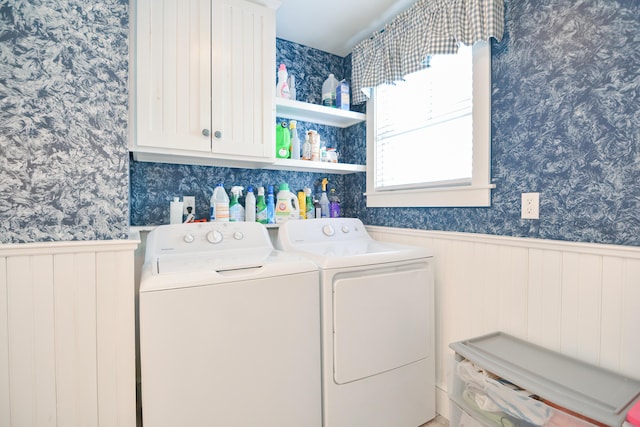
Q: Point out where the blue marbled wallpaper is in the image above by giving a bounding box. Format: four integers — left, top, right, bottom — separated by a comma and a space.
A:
131, 0, 639, 246
353, 0, 640, 246
129, 38, 354, 225
0, 0, 130, 243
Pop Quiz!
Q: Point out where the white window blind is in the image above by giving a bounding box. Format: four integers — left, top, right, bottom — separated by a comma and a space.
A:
374, 44, 473, 191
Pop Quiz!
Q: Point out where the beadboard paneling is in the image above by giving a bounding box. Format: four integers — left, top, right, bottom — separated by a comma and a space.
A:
0, 238, 138, 427
366, 226, 640, 419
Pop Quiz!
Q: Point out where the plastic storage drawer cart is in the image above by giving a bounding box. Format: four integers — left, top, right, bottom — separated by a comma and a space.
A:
449, 332, 640, 427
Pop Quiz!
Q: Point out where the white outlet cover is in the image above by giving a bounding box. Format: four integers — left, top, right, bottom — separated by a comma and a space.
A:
521, 192, 540, 220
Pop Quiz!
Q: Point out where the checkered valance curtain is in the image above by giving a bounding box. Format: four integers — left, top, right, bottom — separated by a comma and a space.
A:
351, 0, 504, 104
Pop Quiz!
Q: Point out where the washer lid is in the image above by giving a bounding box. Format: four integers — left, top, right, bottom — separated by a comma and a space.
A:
155, 247, 272, 275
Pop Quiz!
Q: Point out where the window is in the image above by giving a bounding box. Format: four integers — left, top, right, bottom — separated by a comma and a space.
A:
366, 41, 494, 207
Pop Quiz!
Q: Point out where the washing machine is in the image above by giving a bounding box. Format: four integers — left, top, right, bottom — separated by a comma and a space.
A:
139, 222, 321, 427
277, 218, 436, 427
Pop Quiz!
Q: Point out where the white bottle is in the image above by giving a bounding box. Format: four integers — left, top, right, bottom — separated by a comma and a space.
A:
302, 133, 311, 160
288, 75, 296, 101
322, 73, 339, 107
289, 120, 301, 160
210, 183, 229, 222
276, 63, 290, 99
170, 197, 183, 224
245, 186, 256, 222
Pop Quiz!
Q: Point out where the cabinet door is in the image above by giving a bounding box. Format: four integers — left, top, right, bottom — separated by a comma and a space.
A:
136, 0, 211, 152
211, 0, 275, 160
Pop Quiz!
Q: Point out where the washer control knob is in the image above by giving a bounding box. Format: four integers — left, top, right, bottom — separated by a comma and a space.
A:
206, 230, 223, 244
341, 225, 350, 234
183, 234, 195, 243
322, 225, 335, 236
233, 231, 244, 240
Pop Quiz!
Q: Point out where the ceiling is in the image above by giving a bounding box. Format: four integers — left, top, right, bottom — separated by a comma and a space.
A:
275, 0, 416, 57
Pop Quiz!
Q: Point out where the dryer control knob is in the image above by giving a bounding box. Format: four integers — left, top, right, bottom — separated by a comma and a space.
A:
183, 234, 195, 243
322, 225, 335, 236
206, 230, 223, 244
341, 225, 350, 233
233, 231, 244, 240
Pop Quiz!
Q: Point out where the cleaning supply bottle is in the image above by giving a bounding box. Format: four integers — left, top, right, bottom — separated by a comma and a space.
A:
289, 120, 301, 160
308, 130, 320, 161
275, 183, 300, 224
288, 74, 296, 101
329, 188, 340, 218
266, 185, 276, 224
229, 186, 245, 222
297, 191, 306, 219
322, 73, 340, 107
210, 183, 230, 222
245, 185, 256, 222
256, 186, 267, 224
302, 133, 311, 160
275, 63, 290, 99
319, 178, 330, 218
170, 197, 183, 224
276, 121, 291, 158
305, 188, 314, 219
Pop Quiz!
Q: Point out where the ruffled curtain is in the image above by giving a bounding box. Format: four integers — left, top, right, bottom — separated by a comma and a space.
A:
351, 0, 504, 104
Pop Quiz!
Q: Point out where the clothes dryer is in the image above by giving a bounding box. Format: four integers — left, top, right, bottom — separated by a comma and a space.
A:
139, 222, 321, 427
276, 218, 436, 427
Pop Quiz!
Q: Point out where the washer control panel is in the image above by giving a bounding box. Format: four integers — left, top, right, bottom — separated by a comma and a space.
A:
148, 222, 271, 256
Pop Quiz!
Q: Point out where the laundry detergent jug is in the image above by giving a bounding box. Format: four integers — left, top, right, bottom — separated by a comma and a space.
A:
275, 183, 299, 223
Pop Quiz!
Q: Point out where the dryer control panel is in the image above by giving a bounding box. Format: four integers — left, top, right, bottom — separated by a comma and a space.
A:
279, 218, 371, 245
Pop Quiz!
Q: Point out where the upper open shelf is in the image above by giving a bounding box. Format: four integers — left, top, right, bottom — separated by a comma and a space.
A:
275, 98, 366, 128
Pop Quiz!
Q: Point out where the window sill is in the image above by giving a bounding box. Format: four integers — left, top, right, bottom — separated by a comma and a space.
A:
364, 184, 495, 208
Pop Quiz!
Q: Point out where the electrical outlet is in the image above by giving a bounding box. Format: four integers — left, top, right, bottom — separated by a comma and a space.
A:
183, 196, 195, 217
521, 192, 539, 220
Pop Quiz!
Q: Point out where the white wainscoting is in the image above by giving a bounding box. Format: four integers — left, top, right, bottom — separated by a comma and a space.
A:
0, 236, 139, 427
366, 226, 640, 420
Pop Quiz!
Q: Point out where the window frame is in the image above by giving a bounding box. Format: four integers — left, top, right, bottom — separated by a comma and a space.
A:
365, 41, 494, 208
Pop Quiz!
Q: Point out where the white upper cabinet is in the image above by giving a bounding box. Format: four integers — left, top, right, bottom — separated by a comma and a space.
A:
132, 0, 276, 167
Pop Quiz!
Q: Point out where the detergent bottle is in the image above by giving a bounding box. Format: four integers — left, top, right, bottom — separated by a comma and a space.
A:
276, 121, 291, 158
229, 186, 245, 222
275, 182, 300, 224
319, 178, 330, 218
266, 185, 276, 224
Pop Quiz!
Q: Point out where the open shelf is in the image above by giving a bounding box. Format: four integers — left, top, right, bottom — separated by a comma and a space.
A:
266, 158, 365, 174
275, 98, 366, 128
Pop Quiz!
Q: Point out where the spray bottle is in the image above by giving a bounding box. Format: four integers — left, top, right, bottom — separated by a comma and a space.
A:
305, 188, 314, 219
256, 187, 267, 224
229, 186, 245, 222
319, 178, 330, 218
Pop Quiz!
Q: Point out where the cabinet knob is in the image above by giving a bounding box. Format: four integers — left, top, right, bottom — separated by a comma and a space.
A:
214, 130, 222, 139
202, 129, 211, 137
